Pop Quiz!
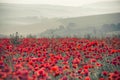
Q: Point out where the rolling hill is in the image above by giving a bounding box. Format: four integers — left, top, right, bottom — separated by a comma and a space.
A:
40, 13, 120, 37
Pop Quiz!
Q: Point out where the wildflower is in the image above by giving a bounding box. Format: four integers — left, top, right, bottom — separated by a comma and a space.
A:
51, 65, 59, 72
102, 71, 108, 76
85, 76, 91, 80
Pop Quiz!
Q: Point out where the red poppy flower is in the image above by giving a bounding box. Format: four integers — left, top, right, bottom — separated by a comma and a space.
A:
83, 65, 89, 70
99, 78, 105, 80
90, 59, 96, 63
72, 58, 80, 65
60, 76, 68, 80
102, 71, 108, 76
51, 65, 59, 72
96, 62, 102, 67
85, 76, 91, 80
0, 72, 7, 79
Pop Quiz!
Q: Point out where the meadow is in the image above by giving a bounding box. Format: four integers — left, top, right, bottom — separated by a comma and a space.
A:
0, 37, 120, 80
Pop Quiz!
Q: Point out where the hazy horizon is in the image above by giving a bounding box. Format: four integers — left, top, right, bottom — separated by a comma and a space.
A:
0, 0, 120, 36
0, 0, 119, 7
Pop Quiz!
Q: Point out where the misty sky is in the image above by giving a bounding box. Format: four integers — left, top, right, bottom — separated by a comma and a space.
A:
0, 0, 120, 36
0, 0, 118, 6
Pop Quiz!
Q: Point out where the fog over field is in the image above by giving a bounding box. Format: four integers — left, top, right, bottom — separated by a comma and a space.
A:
0, 0, 120, 37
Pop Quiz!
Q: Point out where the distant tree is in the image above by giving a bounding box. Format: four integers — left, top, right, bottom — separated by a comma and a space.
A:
102, 23, 120, 32
67, 22, 76, 29
10, 32, 21, 45
84, 34, 91, 39
50, 30, 54, 38
59, 25, 64, 29
27, 34, 36, 38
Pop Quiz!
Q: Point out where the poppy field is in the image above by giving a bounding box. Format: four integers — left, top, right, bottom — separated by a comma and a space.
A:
0, 37, 120, 80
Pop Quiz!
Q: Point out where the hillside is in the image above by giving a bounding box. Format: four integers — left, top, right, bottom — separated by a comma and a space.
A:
40, 13, 120, 37
60, 13, 120, 28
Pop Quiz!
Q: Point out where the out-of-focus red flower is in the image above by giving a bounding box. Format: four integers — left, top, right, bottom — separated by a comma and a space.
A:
54, 71, 60, 77
15, 64, 23, 69
0, 72, 7, 79
0, 61, 3, 65
60, 76, 68, 80
36, 68, 48, 79
72, 64, 78, 69
78, 68, 82, 73
32, 58, 38, 62
72, 58, 80, 64
99, 78, 105, 80
63, 65, 69, 71
84, 69, 89, 76
28, 61, 34, 65
114, 70, 119, 75
85, 76, 91, 80
90, 58, 97, 63
102, 71, 108, 76
78, 76, 82, 79
109, 72, 119, 80
34, 67, 39, 71
18, 69, 29, 80
83, 65, 89, 70
96, 62, 102, 67
116, 77, 120, 80
110, 49, 117, 54
2, 68, 11, 74
51, 65, 59, 72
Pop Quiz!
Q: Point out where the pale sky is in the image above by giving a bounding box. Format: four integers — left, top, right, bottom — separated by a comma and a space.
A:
0, 0, 118, 6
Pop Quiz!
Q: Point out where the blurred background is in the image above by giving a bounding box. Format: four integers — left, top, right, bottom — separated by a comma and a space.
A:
0, 0, 120, 38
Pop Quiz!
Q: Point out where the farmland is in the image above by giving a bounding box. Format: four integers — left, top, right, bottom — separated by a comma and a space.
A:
0, 37, 120, 80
